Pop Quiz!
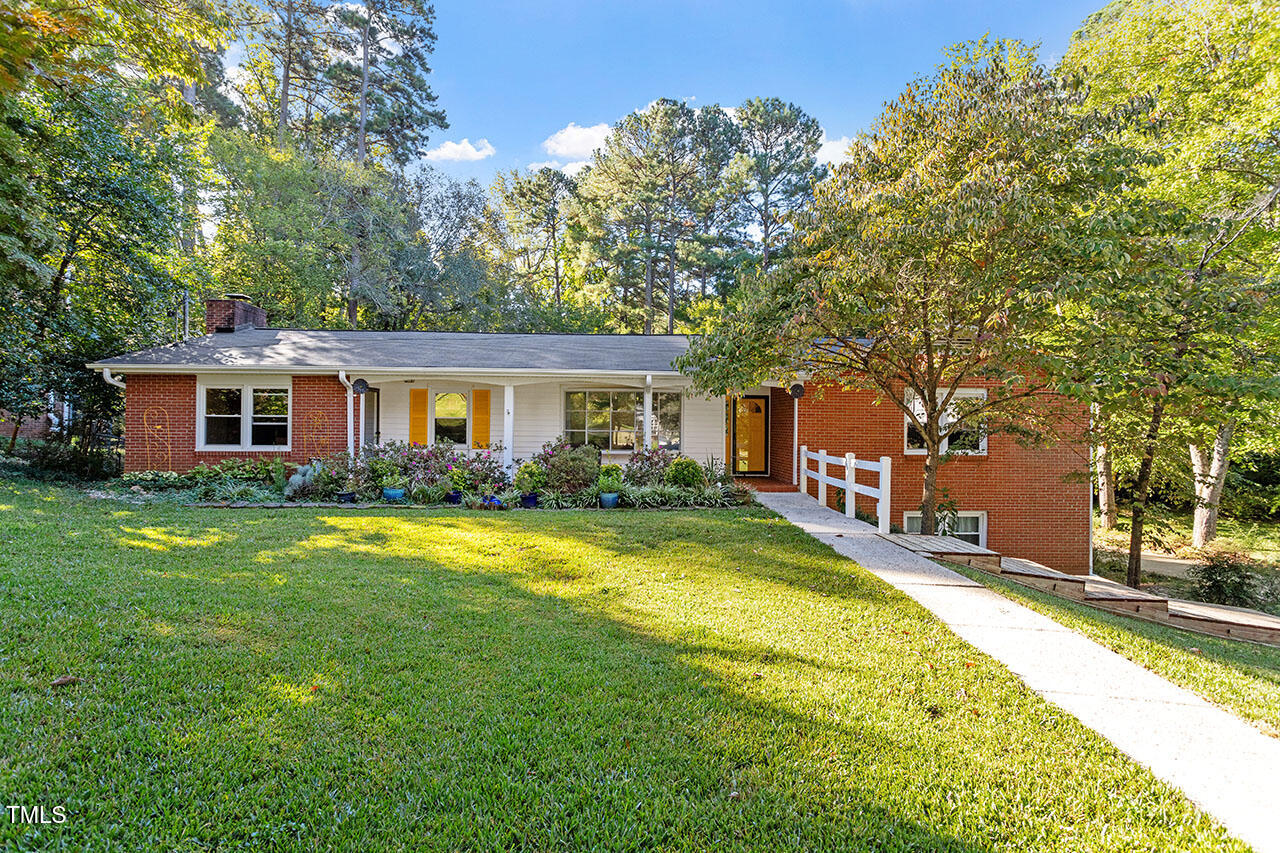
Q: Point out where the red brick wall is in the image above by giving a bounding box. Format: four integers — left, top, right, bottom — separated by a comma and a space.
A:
768, 388, 795, 484
1, 410, 53, 440
788, 383, 1090, 574
123, 374, 360, 472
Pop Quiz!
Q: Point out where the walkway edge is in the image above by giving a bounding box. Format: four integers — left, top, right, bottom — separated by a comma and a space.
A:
758, 492, 1280, 853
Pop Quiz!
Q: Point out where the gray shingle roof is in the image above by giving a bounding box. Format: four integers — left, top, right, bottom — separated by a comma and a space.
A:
89, 329, 692, 374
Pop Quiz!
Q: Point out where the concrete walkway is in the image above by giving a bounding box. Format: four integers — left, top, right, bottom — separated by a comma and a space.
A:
758, 492, 1280, 853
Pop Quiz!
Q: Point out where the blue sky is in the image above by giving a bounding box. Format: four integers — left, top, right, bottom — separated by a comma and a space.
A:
421, 1, 1104, 185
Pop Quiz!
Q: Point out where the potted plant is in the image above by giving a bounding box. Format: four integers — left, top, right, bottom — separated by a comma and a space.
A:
446, 465, 468, 504
381, 477, 407, 502
598, 469, 623, 509
514, 461, 546, 509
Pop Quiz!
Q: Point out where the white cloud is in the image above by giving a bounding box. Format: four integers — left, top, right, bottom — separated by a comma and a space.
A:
527, 159, 590, 177
817, 132, 853, 166
424, 137, 496, 162
542, 122, 611, 160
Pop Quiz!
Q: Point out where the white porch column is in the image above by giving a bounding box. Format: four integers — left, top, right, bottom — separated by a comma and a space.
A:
643, 374, 653, 449
502, 383, 514, 470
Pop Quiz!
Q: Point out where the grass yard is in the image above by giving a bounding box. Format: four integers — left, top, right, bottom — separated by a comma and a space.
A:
0, 480, 1246, 851
951, 563, 1280, 738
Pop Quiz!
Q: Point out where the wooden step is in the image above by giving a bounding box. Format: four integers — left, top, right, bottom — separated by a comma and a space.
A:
998, 558, 1089, 599
1167, 601, 1280, 646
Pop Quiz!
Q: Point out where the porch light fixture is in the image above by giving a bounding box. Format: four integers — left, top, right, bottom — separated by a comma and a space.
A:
352, 378, 370, 394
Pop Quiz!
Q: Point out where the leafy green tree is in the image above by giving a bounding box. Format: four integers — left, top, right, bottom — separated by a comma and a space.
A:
680, 41, 1163, 536
1063, 0, 1280, 551
326, 0, 446, 165
733, 97, 824, 268
488, 167, 577, 309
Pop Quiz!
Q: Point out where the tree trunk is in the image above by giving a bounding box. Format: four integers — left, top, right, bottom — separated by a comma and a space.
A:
356, 17, 370, 164
276, 0, 294, 148
347, 17, 371, 330
6, 420, 20, 455
643, 218, 654, 335
1126, 399, 1165, 588
920, 442, 941, 535
1096, 442, 1117, 530
667, 249, 676, 335
1190, 421, 1234, 548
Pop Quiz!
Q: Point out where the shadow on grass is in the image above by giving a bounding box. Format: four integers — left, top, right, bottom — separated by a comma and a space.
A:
0, 490, 1240, 851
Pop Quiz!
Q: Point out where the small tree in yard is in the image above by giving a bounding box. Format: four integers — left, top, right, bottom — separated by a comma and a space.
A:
679, 40, 1159, 535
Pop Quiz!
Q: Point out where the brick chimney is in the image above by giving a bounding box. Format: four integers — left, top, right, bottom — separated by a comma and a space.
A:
205, 294, 267, 333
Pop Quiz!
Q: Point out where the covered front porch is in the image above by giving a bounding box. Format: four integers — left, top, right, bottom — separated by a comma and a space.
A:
349, 372, 726, 468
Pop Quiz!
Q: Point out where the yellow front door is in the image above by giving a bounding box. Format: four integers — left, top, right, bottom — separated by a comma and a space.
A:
733, 396, 768, 475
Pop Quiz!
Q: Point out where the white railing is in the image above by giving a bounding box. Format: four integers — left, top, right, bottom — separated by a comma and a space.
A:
798, 445, 892, 534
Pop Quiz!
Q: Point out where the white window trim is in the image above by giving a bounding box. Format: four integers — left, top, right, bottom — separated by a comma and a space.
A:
902, 510, 987, 548
428, 388, 473, 450
904, 388, 988, 456
196, 381, 293, 452
561, 387, 685, 455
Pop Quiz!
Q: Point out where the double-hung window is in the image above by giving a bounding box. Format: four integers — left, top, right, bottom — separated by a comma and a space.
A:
564, 390, 682, 452
904, 389, 987, 455
200, 383, 291, 450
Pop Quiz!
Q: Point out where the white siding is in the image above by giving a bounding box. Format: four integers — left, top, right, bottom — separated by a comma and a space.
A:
680, 393, 727, 464
361, 376, 727, 465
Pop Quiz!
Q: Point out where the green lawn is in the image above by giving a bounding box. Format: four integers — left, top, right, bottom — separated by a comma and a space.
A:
952, 564, 1280, 738
0, 481, 1244, 851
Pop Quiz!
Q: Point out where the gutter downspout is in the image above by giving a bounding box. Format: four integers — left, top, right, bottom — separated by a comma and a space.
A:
102, 368, 126, 389
338, 371, 354, 457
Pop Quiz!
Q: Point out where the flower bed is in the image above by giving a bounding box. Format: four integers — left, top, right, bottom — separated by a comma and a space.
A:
111, 439, 754, 510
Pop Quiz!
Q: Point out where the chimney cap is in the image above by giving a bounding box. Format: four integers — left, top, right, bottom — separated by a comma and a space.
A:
224, 293, 251, 301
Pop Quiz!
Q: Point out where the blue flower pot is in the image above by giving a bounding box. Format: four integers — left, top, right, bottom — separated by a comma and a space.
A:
336, 491, 357, 504
520, 493, 539, 509
445, 490, 463, 505
599, 492, 620, 509
483, 495, 503, 509
382, 487, 406, 502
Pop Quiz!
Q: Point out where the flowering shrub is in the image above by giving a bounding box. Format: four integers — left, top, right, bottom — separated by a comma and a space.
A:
624, 447, 674, 486
447, 447, 509, 493
544, 442, 600, 494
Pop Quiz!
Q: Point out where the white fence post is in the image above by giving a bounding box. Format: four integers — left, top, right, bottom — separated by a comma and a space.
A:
843, 453, 856, 518
817, 449, 827, 506
877, 456, 892, 534
798, 445, 807, 495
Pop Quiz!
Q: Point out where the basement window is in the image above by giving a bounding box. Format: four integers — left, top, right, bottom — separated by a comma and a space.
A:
903, 511, 986, 547
199, 383, 291, 450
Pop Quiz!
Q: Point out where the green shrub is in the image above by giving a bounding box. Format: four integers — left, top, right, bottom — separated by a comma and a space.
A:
19, 440, 121, 481
1188, 550, 1260, 608
545, 444, 600, 494
664, 457, 705, 488
120, 470, 198, 490
514, 461, 547, 494
448, 449, 509, 493
410, 482, 450, 505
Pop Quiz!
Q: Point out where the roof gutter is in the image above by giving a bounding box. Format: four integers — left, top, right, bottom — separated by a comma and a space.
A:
100, 368, 126, 389
337, 371, 355, 458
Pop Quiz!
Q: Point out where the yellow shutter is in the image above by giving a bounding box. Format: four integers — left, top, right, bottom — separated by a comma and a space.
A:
471, 388, 490, 448
409, 388, 430, 445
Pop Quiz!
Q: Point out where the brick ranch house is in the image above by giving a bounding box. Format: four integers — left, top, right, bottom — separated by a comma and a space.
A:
90, 296, 1091, 574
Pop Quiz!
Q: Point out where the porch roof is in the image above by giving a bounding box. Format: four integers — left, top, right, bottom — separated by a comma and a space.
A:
89, 329, 693, 376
